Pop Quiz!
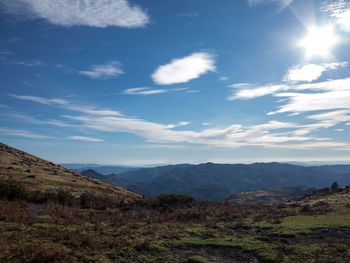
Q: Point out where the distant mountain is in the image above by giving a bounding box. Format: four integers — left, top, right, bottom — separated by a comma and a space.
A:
226, 186, 316, 204
61, 164, 139, 175
80, 169, 131, 188
116, 162, 350, 200
118, 164, 193, 182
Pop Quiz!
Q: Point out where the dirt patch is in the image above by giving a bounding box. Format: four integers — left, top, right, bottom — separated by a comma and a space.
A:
170, 246, 260, 263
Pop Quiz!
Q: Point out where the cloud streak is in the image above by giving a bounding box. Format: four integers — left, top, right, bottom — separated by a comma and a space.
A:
0, 127, 50, 139
152, 52, 215, 85
9, 94, 122, 116
79, 61, 124, 79
123, 87, 168, 95
248, 0, 293, 8
68, 136, 103, 142
1, 0, 149, 28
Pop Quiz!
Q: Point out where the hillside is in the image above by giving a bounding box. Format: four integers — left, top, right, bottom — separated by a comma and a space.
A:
1, 143, 350, 262
0, 143, 141, 203
115, 162, 350, 200
226, 186, 316, 204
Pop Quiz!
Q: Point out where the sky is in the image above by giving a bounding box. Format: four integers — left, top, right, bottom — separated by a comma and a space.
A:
0, 0, 350, 165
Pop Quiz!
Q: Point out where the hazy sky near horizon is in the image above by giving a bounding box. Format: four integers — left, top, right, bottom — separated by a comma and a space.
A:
0, 0, 350, 165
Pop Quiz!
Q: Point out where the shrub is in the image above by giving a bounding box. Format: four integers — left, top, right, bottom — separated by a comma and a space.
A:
0, 181, 76, 206
0, 182, 27, 201
300, 204, 312, 213
157, 194, 194, 207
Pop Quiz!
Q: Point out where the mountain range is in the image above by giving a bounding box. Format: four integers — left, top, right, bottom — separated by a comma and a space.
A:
81, 162, 350, 201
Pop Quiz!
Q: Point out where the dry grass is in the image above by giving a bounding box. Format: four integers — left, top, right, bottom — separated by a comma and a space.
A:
0, 143, 142, 203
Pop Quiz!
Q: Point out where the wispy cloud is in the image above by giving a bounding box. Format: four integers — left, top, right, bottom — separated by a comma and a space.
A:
228, 83, 290, 100
229, 76, 350, 101
68, 136, 103, 142
123, 87, 168, 95
176, 12, 199, 18
4, 113, 75, 128
8, 59, 43, 66
123, 87, 193, 96
321, 0, 350, 31
10, 95, 349, 150
248, 0, 293, 8
1, 0, 149, 28
9, 94, 122, 116
0, 127, 50, 139
283, 62, 347, 83
0, 49, 14, 60
151, 52, 216, 85
79, 61, 124, 79
271, 89, 350, 114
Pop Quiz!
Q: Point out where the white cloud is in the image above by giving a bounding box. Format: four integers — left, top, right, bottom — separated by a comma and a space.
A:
334, 129, 344, 132
151, 52, 215, 85
79, 61, 124, 79
219, 76, 228, 81
123, 87, 167, 95
0, 127, 50, 139
321, 0, 350, 31
283, 62, 347, 83
68, 136, 103, 142
1, 0, 149, 28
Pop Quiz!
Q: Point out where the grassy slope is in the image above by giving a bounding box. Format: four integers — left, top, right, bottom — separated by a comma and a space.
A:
0, 143, 141, 202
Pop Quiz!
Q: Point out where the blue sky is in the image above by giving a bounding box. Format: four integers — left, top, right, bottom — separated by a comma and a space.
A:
0, 0, 350, 165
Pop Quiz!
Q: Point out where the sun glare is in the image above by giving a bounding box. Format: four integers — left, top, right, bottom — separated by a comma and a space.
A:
300, 25, 338, 58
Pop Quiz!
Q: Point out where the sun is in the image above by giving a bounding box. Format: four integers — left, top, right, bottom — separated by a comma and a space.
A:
300, 25, 338, 58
